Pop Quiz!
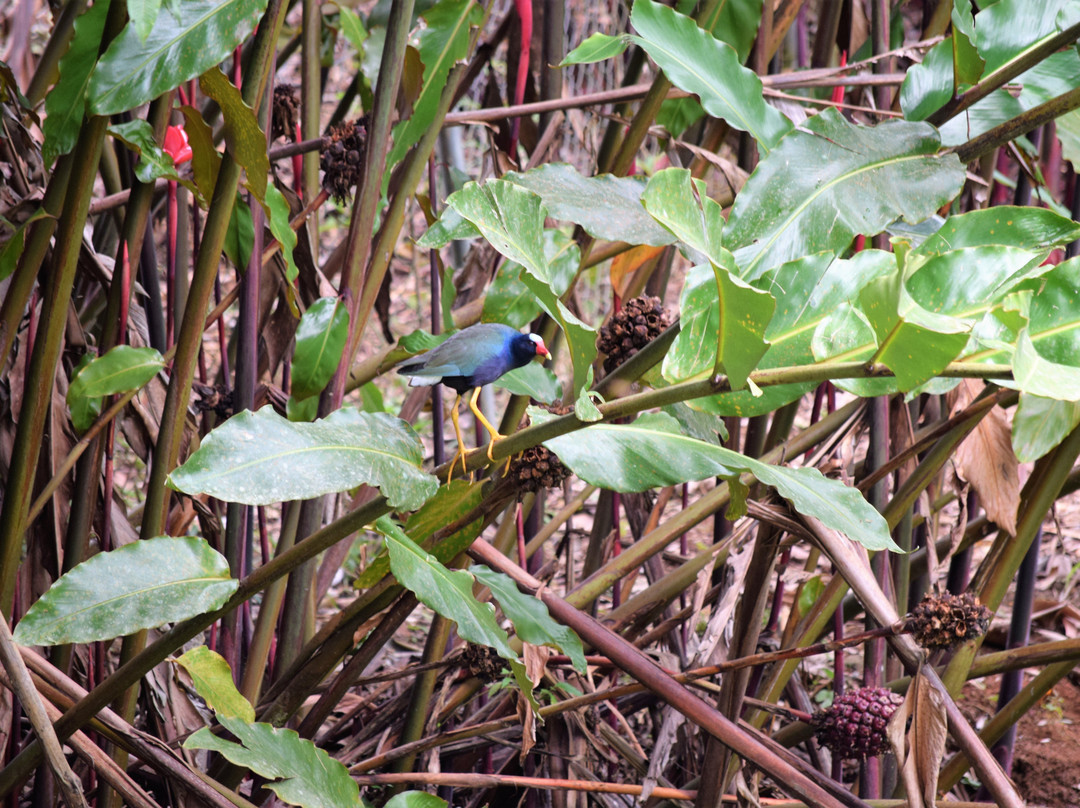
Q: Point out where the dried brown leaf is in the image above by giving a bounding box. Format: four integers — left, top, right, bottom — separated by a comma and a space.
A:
889, 666, 947, 808
948, 379, 1019, 535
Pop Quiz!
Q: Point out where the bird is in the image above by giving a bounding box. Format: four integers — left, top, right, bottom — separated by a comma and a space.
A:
397, 323, 550, 478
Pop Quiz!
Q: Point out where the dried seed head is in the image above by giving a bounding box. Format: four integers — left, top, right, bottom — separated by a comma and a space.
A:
320, 118, 368, 203
271, 85, 299, 141
907, 591, 992, 650
596, 295, 673, 373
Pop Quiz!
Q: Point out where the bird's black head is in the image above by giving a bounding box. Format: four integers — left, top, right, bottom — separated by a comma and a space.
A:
510, 332, 550, 367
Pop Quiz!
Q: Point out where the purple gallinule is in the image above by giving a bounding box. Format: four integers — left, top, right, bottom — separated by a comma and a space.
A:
398, 323, 550, 477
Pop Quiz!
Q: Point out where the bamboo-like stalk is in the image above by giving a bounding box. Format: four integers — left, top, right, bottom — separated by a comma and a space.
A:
0, 108, 110, 614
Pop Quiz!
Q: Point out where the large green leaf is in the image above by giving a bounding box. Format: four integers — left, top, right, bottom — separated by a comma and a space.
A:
951, 0, 984, 84
936, 90, 1025, 148
481, 229, 579, 327
384, 0, 481, 191
560, 32, 632, 65
385, 794, 447, 808
644, 169, 773, 388
630, 0, 790, 151
88, 0, 268, 115
472, 566, 586, 671
446, 180, 596, 395
899, 38, 955, 122
694, 250, 895, 416
67, 345, 165, 433
974, 0, 1075, 75
661, 260, 773, 390
185, 715, 359, 808
290, 297, 349, 401
168, 407, 436, 510
176, 646, 255, 721
641, 167, 724, 263
42, 0, 112, 166
129, 0, 163, 41
913, 206, 1080, 257
1012, 393, 1080, 462
502, 164, 676, 247
496, 362, 561, 404
377, 517, 519, 660
539, 411, 897, 551
726, 110, 966, 279
13, 537, 237, 646
703, 0, 762, 63
353, 479, 485, 589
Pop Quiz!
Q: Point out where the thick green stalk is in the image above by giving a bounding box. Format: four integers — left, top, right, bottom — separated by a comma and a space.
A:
330, 0, 415, 404
141, 0, 289, 538
0, 120, 106, 616
392, 615, 453, 775
0, 158, 71, 366
348, 61, 469, 395
955, 87, 1080, 163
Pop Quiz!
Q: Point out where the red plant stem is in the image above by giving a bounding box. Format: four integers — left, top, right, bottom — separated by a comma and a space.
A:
510, 0, 531, 154
292, 122, 304, 198
166, 180, 177, 349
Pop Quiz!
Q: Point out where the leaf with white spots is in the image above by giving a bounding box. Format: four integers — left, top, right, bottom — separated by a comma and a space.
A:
13, 537, 236, 646
169, 407, 436, 510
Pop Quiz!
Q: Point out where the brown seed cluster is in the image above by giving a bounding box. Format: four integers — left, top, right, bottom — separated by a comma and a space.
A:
812, 687, 904, 759
596, 295, 672, 373
462, 643, 505, 683
507, 445, 572, 493
320, 118, 368, 203
271, 84, 299, 141
907, 591, 992, 650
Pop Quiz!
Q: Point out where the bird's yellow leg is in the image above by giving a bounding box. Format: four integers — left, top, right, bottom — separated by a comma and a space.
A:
468, 387, 511, 467
446, 395, 468, 481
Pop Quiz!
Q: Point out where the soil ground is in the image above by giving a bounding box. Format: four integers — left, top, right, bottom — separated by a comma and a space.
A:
958, 674, 1080, 807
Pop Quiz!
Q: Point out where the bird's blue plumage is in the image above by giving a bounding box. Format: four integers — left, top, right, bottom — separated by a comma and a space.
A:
397, 323, 547, 394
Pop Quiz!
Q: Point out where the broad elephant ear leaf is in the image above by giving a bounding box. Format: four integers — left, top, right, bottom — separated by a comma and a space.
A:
536, 410, 898, 552
168, 407, 437, 510
13, 537, 237, 646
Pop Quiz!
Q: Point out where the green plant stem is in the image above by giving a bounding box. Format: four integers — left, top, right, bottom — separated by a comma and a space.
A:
393, 614, 453, 776
927, 20, 1080, 127
239, 500, 301, 705
141, 0, 289, 538
301, 0, 321, 220
350, 62, 468, 390
0, 155, 70, 390
112, 0, 290, 778
955, 87, 1080, 163
330, 0, 415, 405
0, 116, 108, 615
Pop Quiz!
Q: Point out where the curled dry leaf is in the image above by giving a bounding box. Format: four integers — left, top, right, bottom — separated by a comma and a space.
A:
888, 666, 947, 808
948, 378, 1019, 535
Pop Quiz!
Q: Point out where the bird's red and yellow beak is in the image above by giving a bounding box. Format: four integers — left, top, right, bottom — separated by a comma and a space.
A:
535, 338, 550, 358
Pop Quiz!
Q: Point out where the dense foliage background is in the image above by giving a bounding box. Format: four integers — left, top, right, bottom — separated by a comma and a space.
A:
3, 0, 1080, 806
